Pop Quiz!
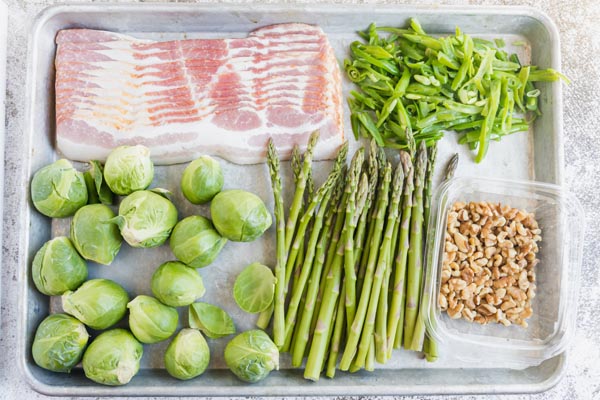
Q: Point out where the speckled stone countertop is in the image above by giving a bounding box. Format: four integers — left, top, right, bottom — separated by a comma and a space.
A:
1, 0, 599, 399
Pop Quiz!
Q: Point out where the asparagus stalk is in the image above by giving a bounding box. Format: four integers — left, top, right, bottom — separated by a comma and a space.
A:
355, 162, 403, 368
387, 151, 414, 354
291, 174, 343, 366
266, 139, 288, 348
403, 141, 428, 349
258, 144, 305, 329
343, 150, 366, 329
285, 133, 319, 253
413, 152, 459, 357
326, 279, 347, 378
283, 181, 335, 349
285, 143, 348, 289
365, 335, 375, 372
339, 162, 391, 371
355, 139, 380, 296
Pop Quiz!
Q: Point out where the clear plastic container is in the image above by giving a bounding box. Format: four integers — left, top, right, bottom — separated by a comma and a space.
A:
422, 176, 584, 369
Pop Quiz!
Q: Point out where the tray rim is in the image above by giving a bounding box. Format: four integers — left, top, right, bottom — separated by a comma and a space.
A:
18, 2, 566, 397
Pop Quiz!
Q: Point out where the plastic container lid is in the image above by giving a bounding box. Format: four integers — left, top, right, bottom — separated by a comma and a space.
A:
423, 176, 584, 369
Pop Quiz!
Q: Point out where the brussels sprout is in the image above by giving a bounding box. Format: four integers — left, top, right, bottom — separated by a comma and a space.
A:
32, 237, 87, 296
210, 190, 272, 242
169, 216, 227, 269
233, 263, 276, 313
32, 313, 89, 373
164, 328, 210, 380
224, 329, 279, 383
151, 261, 206, 307
31, 159, 88, 218
71, 204, 122, 265
181, 156, 224, 204
62, 279, 129, 330
112, 190, 178, 248
103, 145, 154, 195
83, 329, 143, 386
127, 295, 178, 344
189, 302, 235, 339
84, 160, 113, 205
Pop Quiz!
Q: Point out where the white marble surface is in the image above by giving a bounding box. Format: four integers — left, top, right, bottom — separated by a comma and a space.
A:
1, 0, 599, 399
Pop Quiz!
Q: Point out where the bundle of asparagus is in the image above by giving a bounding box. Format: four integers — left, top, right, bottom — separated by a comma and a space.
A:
265, 132, 458, 381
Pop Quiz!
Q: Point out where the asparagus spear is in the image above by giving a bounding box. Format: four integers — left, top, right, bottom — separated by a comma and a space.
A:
355, 139, 380, 296
285, 132, 319, 253
343, 150, 366, 329
257, 144, 304, 329
291, 174, 343, 366
268, 139, 287, 348
387, 151, 414, 354
339, 162, 391, 371
403, 140, 428, 349
326, 280, 346, 378
365, 335, 376, 372
355, 162, 403, 368
414, 152, 459, 358
285, 143, 348, 289
283, 180, 335, 349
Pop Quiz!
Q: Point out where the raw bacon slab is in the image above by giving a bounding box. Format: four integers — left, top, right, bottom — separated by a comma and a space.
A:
54, 24, 344, 165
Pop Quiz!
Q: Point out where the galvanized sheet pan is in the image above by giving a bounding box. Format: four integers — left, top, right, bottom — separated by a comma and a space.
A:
18, 3, 566, 396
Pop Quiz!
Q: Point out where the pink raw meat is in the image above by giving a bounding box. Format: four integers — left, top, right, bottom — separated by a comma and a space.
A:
54, 24, 344, 164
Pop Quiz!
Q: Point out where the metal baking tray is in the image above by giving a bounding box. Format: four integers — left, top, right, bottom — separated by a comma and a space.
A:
18, 3, 566, 396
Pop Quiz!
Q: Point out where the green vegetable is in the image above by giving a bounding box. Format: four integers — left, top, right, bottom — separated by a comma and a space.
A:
180, 156, 224, 204
82, 329, 142, 386
62, 278, 129, 330
32, 237, 87, 296
233, 262, 276, 313
164, 328, 210, 380
84, 160, 113, 205
127, 295, 178, 344
151, 261, 206, 307
267, 139, 286, 347
32, 314, 89, 373
345, 19, 569, 162
169, 216, 227, 269
71, 204, 122, 265
103, 145, 154, 195
189, 302, 236, 338
112, 190, 178, 248
211, 189, 272, 242
30, 159, 87, 218
224, 330, 279, 383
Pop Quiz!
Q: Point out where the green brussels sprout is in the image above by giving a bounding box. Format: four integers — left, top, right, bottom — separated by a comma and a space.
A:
164, 328, 210, 380
103, 145, 154, 195
32, 237, 87, 296
31, 159, 88, 218
82, 329, 143, 386
127, 295, 178, 344
32, 313, 89, 373
189, 302, 235, 339
84, 160, 113, 205
71, 204, 122, 265
151, 261, 206, 307
224, 329, 279, 383
62, 279, 129, 330
210, 190, 272, 242
112, 190, 178, 248
180, 156, 224, 204
169, 216, 227, 268
233, 263, 276, 313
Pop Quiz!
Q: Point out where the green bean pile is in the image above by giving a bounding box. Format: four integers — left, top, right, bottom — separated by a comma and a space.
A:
345, 18, 569, 162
